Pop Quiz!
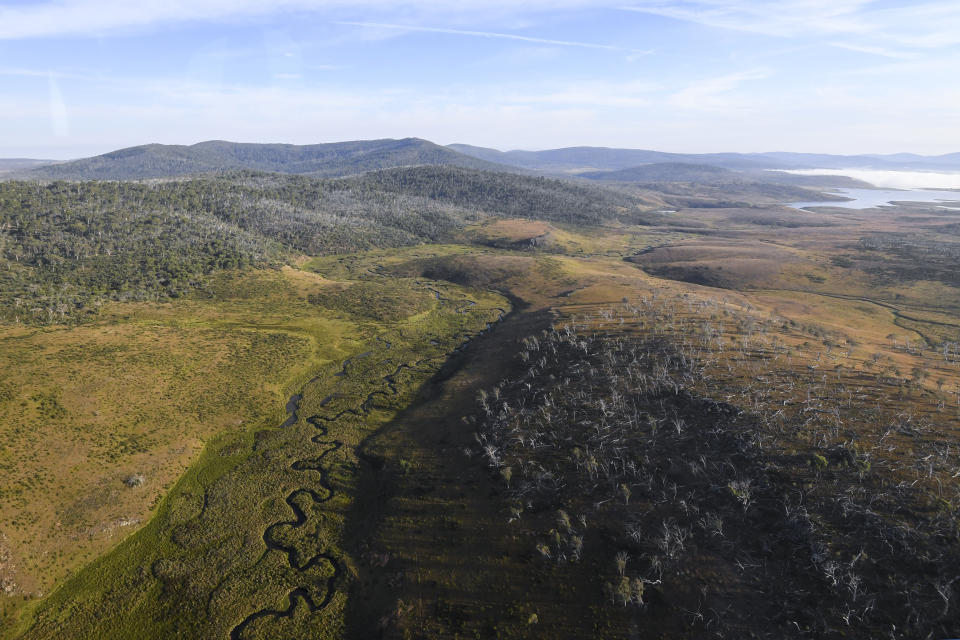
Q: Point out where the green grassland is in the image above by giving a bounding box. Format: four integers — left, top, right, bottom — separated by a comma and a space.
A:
0, 267, 361, 629
5, 250, 508, 639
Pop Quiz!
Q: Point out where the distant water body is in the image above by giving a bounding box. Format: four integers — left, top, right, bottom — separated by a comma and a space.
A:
778, 168, 960, 210
777, 168, 960, 189
790, 187, 960, 210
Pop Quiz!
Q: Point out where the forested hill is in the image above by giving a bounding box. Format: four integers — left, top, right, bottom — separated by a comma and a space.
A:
18, 138, 517, 181
19, 140, 960, 181
579, 162, 739, 183
0, 159, 54, 174
335, 165, 652, 224
447, 144, 785, 171
0, 167, 651, 324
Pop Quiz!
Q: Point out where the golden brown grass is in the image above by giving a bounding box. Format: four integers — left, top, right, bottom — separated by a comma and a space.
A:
0, 268, 361, 607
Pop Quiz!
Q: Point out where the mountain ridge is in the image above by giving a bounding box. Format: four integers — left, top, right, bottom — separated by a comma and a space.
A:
448, 143, 960, 172
15, 138, 518, 181
11, 138, 960, 183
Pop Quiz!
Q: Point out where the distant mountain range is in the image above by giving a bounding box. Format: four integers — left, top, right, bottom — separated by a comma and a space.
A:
448, 144, 783, 171
448, 144, 960, 173
11, 138, 513, 181
0, 158, 54, 174
578, 162, 739, 182
4, 138, 960, 183
571, 161, 869, 189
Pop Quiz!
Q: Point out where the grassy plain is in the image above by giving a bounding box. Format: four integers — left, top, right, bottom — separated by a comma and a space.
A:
0, 266, 360, 629
6, 250, 508, 639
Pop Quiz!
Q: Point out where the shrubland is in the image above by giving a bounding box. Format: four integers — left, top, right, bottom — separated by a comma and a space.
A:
461, 297, 960, 637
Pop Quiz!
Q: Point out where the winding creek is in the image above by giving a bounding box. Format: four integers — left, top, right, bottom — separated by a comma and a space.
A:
229, 280, 508, 638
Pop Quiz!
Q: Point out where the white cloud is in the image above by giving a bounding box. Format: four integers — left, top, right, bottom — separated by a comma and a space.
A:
0, 67, 103, 80
620, 1, 874, 39
669, 68, 770, 110
0, 0, 607, 40
5, 60, 960, 158
47, 74, 70, 137
620, 1, 960, 54
827, 42, 918, 60
336, 21, 647, 52
503, 81, 659, 108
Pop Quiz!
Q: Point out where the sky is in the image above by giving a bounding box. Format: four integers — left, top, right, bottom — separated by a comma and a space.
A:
2, 0, 960, 158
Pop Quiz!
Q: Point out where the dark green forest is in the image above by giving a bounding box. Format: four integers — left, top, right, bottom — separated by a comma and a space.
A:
0, 167, 647, 324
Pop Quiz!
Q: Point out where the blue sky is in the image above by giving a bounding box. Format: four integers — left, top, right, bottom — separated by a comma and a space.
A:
2, 1, 959, 158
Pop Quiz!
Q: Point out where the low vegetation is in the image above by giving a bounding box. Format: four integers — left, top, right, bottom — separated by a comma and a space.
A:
463, 297, 959, 637
0, 267, 363, 629
5, 251, 507, 639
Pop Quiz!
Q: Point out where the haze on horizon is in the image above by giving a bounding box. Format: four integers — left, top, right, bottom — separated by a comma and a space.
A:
2, 0, 959, 159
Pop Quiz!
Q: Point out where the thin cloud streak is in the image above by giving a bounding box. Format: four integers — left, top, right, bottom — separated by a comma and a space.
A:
336, 21, 649, 53
0, 0, 608, 40
827, 42, 919, 60
619, 1, 872, 39
669, 68, 771, 110
0, 67, 104, 81
619, 1, 960, 52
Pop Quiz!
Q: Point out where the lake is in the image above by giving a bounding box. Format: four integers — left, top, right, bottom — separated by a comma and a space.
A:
790, 187, 960, 210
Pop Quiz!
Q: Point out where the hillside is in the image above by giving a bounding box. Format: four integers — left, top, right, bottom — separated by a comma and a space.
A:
0, 167, 654, 325
337, 165, 655, 224
21, 140, 960, 183
761, 151, 960, 171
449, 143, 960, 172
19, 139, 517, 181
579, 162, 738, 182
580, 162, 870, 191
0, 159, 54, 174
448, 144, 785, 172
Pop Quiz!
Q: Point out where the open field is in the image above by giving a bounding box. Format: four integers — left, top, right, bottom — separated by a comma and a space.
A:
5, 250, 508, 639
465, 217, 680, 257
0, 267, 364, 627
